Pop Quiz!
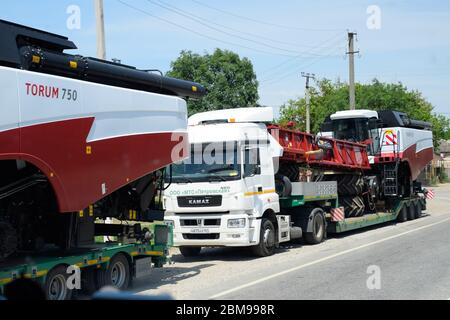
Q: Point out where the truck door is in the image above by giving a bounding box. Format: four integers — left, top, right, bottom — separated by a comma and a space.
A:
243, 146, 262, 197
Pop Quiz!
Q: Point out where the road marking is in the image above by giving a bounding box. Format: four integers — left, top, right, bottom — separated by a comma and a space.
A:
209, 216, 450, 299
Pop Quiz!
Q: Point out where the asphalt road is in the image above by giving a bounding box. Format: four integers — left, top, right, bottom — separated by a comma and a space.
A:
134, 184, 450, 300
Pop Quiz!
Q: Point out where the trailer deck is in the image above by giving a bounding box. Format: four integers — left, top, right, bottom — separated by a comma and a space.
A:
0, 222, 173, 293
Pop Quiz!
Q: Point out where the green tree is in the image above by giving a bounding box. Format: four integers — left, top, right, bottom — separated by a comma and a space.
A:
167, 49, 259, 115
279, 78, 450, 147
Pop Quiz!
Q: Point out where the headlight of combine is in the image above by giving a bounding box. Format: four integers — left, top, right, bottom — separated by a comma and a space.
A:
228, 218, 246, 228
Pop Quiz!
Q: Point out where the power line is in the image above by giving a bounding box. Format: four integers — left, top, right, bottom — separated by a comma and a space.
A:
260, 34, 344, 76
116, 0, 308, 57
260, 42, 345, 84
152, 0, 342, 51
190, 0, 342, 32
146, 0, 326, 57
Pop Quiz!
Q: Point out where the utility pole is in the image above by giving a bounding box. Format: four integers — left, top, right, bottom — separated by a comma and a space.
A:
347, 32, 359, 110
94, 0, 106, 60
301, 72, 315, 134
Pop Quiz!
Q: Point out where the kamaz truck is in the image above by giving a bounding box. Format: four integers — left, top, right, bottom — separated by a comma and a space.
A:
0, 20, 205, 299
163, 107, 433, 257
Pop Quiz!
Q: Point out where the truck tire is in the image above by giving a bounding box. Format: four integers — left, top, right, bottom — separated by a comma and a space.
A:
179, 246, 202, 257
303, 208, 326, 245
340, 196, 365, 217
414, 201, 422, 219
337, 175, 364, 196
407, 204, 416, 220
97, 253, 131, 291
397, 206, 408, 222
0, 222, 18, 260
252, 218, 276, 257
275, 175, 292, 198
44, 265, 74, 300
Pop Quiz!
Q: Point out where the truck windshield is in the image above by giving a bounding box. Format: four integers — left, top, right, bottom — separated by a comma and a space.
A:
170, 142, 241, 183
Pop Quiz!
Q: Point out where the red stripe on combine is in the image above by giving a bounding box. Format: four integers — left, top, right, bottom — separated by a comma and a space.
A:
0, 118, 188, 212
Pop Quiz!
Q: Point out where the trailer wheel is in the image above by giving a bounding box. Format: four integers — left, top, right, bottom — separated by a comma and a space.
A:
303, 209, 326, 245
407, 204, 415, 220
179, 246, 202, 257
397, 206, 408, 222
97, 253, 130, 291
414, 202, 422, 219
44, 265, 73, 300
252, 218, 276, 257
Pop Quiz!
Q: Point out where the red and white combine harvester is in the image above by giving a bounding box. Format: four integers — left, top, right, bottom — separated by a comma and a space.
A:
0, 19, 205, 298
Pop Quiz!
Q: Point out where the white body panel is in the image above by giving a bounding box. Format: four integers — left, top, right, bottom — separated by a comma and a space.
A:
188, 107, 274, 126
0, 66, 187, 138
330, 110, 378, 120
380, 127, 433, 155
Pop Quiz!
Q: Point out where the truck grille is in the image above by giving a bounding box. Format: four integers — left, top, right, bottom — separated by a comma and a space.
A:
180, 219, 221, 227
182, 233, 220, 240
177, 195, 222, 207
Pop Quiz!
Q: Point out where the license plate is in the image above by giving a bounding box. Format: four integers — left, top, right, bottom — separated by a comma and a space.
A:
189, 228, 210, 234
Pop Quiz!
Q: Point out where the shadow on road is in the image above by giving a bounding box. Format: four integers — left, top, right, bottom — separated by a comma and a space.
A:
131, 263, 214, 292
171, 245, 292, 263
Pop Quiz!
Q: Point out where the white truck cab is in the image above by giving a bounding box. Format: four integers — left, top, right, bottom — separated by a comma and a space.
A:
163, 108, 290, 256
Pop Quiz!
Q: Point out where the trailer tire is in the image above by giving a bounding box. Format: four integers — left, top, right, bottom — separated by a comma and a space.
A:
414, 202, 422, 219
97, 253, 131, 291
303, 208, 326, 245
81, 268, 98, 295
340, 196, 365, 217
252, 218, 276, 257
44, 265, 73, 300
179, 246, 202, 257
407, 204, 415, 220
0, 222, 18, 260
397, 206, 408, 222
275, 175, 292, 198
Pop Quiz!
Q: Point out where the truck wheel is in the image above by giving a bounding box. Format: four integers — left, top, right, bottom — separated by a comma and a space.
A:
0, 222, 18, 260
97, 253, 130, 291
275, 175, 292, 198
45, 265, 73, 300
340, 196, 365, 217
397, 206, 408, 222
303, 209, 325, 245
407, 204, 415, 220
414, 202, 422, 219
179, 246, 202, 257
252, 218, 276, 257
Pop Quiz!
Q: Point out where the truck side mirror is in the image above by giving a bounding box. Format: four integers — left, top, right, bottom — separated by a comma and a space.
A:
255, 166, 261, 175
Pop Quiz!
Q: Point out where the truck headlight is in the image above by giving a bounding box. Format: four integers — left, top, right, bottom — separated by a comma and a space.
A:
228, 218, 246, 228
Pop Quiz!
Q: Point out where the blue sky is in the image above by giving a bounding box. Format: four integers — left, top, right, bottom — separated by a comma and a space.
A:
2, 0, 449, 116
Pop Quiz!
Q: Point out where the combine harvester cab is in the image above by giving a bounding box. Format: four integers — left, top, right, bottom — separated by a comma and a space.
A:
0, 20, 206, 299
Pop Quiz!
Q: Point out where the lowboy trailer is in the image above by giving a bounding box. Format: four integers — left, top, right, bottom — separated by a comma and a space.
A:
164, 107, 432, 257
